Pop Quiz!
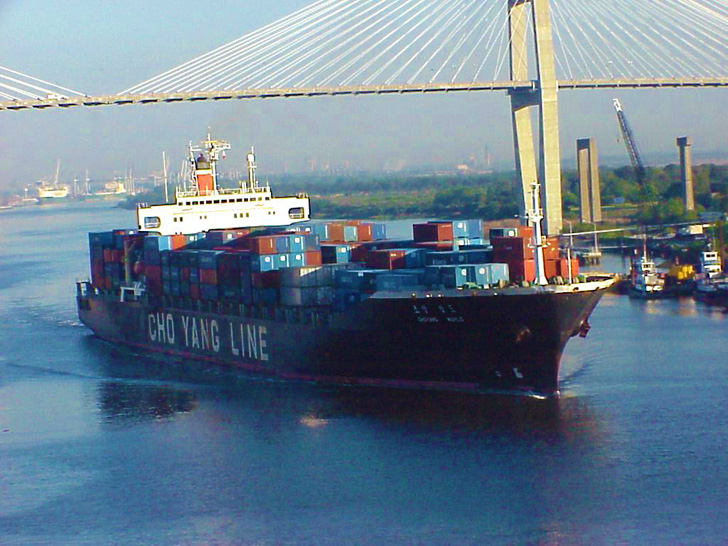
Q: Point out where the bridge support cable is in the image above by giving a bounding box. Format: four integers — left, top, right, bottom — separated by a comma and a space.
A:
0, 66, 85, 102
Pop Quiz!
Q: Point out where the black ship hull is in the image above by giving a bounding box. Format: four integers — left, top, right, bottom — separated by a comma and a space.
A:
77, 279, 612, 395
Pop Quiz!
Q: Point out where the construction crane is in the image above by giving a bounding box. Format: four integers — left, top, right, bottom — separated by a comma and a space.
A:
613, 98, 647, 186
613, 98, 658, 219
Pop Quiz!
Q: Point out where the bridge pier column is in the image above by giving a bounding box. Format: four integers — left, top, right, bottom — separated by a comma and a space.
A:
508, 0, 563, 236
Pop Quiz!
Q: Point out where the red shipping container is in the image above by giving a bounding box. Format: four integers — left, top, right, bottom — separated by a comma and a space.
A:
190, 284, 201, 300
200, 269, 218, 285
413, 222, 453, 242
145, 264, 162, 278
91, 259, 105, 288
366, 249, 407, 270
327, 223, 345, 242
345, 220, 362, 226
349, 243, 369, 263
249, 236, 278, 255
544, 259, 558, 280
414, 241, 454, 251
556, 259, 579, 278
252, 271, 280, 289
508, 259, 536, 283
304, 251, 323, 266
518, 225, 534, 238
171, 234, 187, 250
492, 236, 535, 262
542, 237, 560, 261
356, 223, 373, 242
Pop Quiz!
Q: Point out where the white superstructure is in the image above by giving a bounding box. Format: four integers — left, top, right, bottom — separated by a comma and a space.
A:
137, 134, 309, 236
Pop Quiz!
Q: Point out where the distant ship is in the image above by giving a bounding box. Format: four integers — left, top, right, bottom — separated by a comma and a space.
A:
37, 159, 69, 202
93, 180, 127, 198
77, 134, 614, 396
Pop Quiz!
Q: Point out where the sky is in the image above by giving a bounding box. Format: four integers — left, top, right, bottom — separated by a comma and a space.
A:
0, 0, 726, 188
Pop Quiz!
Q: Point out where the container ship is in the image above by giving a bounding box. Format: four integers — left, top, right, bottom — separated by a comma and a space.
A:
77, 135, 613, 395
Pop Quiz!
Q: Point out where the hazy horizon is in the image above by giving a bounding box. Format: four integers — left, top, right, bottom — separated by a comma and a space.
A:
1, 1, 726, 188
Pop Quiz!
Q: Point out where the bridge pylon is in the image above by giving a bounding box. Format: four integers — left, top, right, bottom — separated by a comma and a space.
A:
508, 0, 562, 236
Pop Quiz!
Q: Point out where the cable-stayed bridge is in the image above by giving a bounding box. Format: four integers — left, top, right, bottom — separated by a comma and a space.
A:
1, 0, 727, 233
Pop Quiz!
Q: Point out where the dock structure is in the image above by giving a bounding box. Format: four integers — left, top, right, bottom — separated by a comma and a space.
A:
676, 136, 695, 212
577, 138, 602, 224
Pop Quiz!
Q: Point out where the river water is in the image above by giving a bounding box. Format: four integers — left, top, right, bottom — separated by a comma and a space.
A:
1, 202, 727, 545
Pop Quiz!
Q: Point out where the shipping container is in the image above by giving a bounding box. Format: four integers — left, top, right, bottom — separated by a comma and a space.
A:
205, 229, 250, 246
508, 259, 536, 283
251, 271, 281, 289
489, 227, 519, 239
252, 287, 279, 306
280, 286, 334, 307
335, 269, 386, 291
365, 249, 407, 270
356, 223, 373, 242
375, 271, 425, 291
304, 251, 323, 267
371, 223, 387, 240
492, 236, 535, 262
143, 235, 173, 252
321, 244, 351, 264
249, 236, 278, 255
200, 269, 218, 285
333, 288, 371, 312
251, 254, 277, 272
200, 284, 219, 301
327, 223, 345, 242
89, 231, 115, 247
343, 225, 358, 242
413, 222, 454, 242
198, 250, 225, 270
542, 237, 560, 261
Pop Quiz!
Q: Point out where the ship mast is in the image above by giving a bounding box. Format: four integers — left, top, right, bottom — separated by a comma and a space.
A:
245, 148, 257, 192
527, 181, 549, 286
186, 132, 231, 197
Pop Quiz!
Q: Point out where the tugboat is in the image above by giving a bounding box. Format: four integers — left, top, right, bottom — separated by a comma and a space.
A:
628, 247, 666, 300
694, 250, 728, 305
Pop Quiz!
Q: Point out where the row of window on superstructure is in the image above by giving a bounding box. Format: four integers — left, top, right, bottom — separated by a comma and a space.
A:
179, 196, 270, 206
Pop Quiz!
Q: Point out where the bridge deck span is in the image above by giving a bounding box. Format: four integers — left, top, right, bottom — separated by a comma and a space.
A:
1, 78, 726, 111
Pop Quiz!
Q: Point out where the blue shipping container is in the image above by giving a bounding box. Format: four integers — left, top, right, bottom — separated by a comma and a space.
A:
89, 231, 114, 247
371, 223, 387, 240
143, 235, 173, 252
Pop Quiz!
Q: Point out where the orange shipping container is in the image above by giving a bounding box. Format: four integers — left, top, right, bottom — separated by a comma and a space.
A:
171, 234, 187, 250
356, 224, 373, 242
327, 223, 346, 242
304, 251, 323, 266
249, 236, 278, 255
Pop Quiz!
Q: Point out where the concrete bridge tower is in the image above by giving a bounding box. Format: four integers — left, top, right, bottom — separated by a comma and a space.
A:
676, 136, 695, 212
577, 138, 602, 223
508, 0, 563, 236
